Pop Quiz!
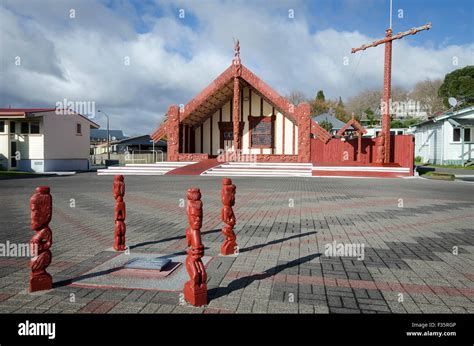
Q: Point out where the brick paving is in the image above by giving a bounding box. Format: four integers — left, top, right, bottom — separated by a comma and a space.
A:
0, 173, 473, 314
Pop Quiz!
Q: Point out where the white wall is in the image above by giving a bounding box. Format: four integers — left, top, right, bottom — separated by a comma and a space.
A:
415, 112, 474, 164
0, 121, 9, 169
43, 112, 92, 160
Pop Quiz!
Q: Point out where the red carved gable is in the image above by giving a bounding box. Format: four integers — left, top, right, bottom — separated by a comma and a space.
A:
336, 117, 367, 137
151, 63, 304, 141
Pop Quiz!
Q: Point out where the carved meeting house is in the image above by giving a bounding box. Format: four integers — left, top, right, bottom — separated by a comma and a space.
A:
151, 42, 324, 163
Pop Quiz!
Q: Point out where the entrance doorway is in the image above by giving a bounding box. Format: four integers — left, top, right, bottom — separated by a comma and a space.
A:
10, 141, 17, 169
219, 122, 234, 151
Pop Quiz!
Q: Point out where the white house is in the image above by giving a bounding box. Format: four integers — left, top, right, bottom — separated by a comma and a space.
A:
0, 108, 99, 172
410, 106, 474, 165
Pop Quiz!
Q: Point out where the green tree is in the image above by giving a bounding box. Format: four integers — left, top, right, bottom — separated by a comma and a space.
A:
438, 65, 474, 108
364, 107, 376, 127
316, 90, 325, 101
319, 120, 333, 132
333, 97, 348, 122
337, 96, 344, 108
311, 90, 329, 115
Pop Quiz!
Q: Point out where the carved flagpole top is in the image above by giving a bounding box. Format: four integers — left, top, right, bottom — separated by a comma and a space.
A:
233, 39, 241, 65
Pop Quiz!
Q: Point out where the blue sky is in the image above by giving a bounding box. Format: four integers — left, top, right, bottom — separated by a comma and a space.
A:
115, 0, 474, 46
1, 0, 473, 134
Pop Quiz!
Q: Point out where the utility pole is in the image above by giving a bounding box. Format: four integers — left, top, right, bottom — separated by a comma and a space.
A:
351, 15, 431, 163
98, 110, 111, 160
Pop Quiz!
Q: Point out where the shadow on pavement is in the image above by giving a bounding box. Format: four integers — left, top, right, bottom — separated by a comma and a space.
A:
208, 253, 321, 301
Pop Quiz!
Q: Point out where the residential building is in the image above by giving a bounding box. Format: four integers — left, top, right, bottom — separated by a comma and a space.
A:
410, 106, 474, 165
0, 108, 99, 172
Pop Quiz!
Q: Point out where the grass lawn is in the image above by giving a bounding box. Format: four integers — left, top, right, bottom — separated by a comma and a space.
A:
415, 163, 474, 170
426, 164, 474, 170
421, 171, 455, 181
0, 171, 39, 178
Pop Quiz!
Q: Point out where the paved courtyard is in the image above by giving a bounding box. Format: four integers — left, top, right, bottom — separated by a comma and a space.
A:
0, 173, 473, 314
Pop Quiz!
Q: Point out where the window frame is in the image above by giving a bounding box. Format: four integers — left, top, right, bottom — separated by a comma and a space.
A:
248, 115, 275, 149
21, 121, 30, 134
76, 123, 82, 136
464, 128, 471, 142
452, 127, 472, 143
0, 120, 4, 133
30, 121, 40, 134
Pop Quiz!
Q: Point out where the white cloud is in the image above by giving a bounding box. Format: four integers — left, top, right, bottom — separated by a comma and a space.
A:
0, 0, 472, 134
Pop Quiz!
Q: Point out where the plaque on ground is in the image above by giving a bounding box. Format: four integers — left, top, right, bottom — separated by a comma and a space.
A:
124, 257, 171, 271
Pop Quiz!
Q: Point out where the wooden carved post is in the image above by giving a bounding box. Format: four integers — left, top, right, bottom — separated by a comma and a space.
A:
113, 175, 126, 251
220, 178, 237, 255
29, 186, 53, 292
358, 132, 362, 162
351, 23, 432, 164
184, 188, 207, 306
296, 103, 311, 163
382, 28, 393, 164
167, 105, 180, 162
232, 39, 242, 151
375, 133, 385, 164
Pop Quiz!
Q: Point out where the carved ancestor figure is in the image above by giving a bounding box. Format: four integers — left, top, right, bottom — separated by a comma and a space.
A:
220, 178, 238, 255
183, 188, 207, 306
375, 133, 385, 164
113, 175, 126, 251
29, 186, 53, 292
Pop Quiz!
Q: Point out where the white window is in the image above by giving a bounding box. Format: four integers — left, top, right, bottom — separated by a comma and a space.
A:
453, 128, 471, 142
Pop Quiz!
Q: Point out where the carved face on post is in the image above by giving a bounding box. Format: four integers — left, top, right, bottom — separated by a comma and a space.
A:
113, 175, 125, 199
222, 178, 235, 207
187, 188, 202, 230
30, 187, 52, 231
378, 133, 385, 145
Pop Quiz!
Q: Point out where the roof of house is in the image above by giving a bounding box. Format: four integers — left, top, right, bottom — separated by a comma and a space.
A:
115, 135, 166, 147
91, 129, 127, 141
411, 106, 474, 128
0, 108, 100, 128
311, 113, 352, 130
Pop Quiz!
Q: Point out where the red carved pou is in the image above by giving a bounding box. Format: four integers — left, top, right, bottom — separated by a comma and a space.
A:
184, 188, 207, 306
220, 178, 237, 255
375, 133, 385, 164
29, 186, 53, 292
113, 175, 126, 251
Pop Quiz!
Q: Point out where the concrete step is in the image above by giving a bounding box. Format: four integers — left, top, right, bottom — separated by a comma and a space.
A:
97, 170, 167, 176
312, 166, 410, 172
206, 168, 311, 174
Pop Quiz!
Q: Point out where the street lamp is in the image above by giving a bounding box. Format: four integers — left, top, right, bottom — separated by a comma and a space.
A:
97, 110, 110, 160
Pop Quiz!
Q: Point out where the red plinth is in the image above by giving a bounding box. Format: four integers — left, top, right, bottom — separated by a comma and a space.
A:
183, 281, 208, 307
30, 273, 52, 292
183, 188, 208, 306
29, 186, 53, 292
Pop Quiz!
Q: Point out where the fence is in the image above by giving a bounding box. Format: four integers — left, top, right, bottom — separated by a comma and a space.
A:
90, 150, 166, 166
311, 135, 414, 171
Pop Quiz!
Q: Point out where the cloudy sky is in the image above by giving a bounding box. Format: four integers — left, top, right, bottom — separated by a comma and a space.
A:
1, 0, 473, 135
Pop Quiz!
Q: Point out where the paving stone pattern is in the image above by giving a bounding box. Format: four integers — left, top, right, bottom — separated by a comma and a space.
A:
0, 173, 473, 314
